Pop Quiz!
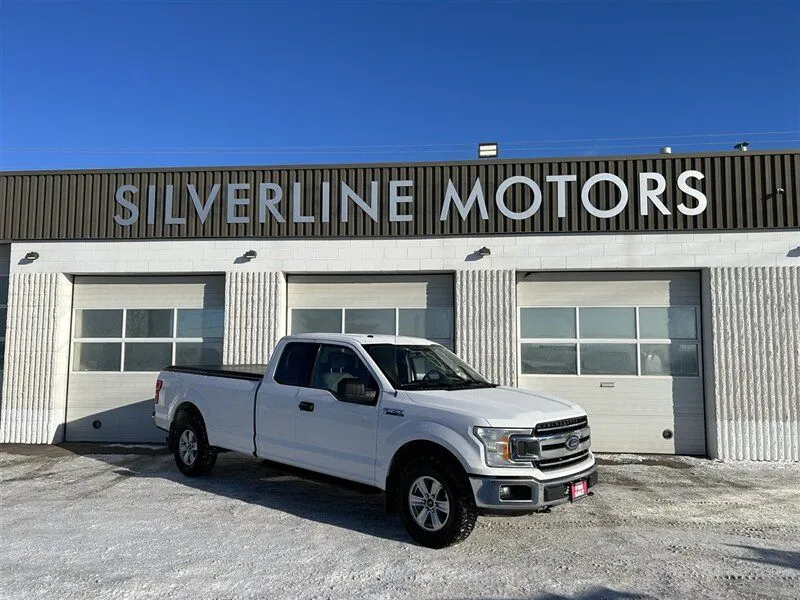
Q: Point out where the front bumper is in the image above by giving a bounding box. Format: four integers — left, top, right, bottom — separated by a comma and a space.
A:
469, 464, 598, 511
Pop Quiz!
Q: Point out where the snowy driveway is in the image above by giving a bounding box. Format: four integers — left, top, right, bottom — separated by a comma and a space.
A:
1, 445, 798, 600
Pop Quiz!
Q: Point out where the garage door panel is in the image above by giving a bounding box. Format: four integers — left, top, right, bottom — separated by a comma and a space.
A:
517, 271, 700, 306
73, 276, 224, 309
517, 271, 705, 455
66, 276, 224, 442
287, 275, 454, 347
288, 274, 453, 308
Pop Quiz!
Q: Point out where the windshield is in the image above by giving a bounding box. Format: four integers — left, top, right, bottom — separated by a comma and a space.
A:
364, 344, 496, 390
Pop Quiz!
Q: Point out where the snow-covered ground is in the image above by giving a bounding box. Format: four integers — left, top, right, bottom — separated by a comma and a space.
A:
1, 446, 799, 600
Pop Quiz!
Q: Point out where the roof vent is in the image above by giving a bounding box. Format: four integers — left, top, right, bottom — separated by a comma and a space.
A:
659, 146, 672, 154
734, 141, 749, 152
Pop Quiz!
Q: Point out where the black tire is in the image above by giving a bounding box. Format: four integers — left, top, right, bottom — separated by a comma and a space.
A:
396, 455, 478, 548
173, 411, 217, 477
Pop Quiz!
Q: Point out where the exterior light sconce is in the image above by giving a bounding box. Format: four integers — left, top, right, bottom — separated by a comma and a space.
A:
242, 249, 257, 261
24, 251, 40, 261
478, 142, 498, 159
734, 141, 749, 152
477, 247, 491, 258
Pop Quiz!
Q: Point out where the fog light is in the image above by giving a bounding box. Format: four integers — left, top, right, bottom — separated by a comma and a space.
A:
499, 485, 511, 500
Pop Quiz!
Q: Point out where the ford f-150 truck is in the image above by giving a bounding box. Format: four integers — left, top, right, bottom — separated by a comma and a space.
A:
154, 333, 597, 548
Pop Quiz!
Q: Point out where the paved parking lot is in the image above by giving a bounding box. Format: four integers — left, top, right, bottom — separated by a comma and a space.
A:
1, 445, 798, 600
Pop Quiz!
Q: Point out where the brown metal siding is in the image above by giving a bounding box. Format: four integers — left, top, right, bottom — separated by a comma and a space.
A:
0, 151, 797, 240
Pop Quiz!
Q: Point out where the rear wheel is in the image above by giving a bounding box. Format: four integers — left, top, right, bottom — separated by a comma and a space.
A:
173, 412, 216, 477
396, 456, 478, 548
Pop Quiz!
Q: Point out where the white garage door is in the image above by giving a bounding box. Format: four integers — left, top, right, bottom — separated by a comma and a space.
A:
288, 274, 453, 348
517, 271, 705, 455
66, 276, 225, 442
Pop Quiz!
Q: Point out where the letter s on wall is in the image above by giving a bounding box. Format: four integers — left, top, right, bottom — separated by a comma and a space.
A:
114, 185, 139, 226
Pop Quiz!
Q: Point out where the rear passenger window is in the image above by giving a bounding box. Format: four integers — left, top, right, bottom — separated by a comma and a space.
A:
274, 342, 319, 387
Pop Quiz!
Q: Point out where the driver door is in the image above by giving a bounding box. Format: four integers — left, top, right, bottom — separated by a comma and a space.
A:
294, 344, 381, 485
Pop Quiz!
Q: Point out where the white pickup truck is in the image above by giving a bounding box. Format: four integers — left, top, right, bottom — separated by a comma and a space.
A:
154, 333, 597, 548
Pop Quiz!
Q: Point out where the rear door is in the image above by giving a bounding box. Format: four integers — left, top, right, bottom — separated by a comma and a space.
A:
255, 341, 319, 463
293, 343, 381, 485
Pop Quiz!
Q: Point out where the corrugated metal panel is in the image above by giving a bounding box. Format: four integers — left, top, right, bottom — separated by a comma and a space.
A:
455, 270, 517, 386
1, 151, 797, 240
709, 266, 800, 461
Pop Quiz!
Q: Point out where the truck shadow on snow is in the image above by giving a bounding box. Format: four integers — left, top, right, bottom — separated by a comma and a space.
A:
109, 451, 414, 544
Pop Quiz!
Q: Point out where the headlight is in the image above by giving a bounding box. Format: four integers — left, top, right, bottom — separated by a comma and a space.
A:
473, 427, 532, 467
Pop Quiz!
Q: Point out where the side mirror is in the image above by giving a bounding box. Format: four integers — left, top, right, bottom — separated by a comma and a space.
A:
338, 377, 377, 405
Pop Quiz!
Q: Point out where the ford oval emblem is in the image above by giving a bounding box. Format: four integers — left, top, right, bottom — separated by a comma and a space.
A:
565, 434, 580, 451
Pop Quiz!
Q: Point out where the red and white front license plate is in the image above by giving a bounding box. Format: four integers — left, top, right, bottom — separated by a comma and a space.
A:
570, 480, 589, 501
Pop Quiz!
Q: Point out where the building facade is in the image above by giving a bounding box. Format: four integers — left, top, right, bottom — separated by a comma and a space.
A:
0, 150, 797, 460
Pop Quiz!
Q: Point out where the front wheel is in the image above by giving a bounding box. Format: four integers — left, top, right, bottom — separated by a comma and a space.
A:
396, 456, 478, 548
173, 413, 217, 477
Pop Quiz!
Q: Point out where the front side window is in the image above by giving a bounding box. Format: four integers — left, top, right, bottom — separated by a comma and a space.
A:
274, 342, 319, 387
312, 344, 378, 404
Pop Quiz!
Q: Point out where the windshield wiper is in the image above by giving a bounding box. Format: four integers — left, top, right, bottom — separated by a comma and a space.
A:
444, 381, 499, 390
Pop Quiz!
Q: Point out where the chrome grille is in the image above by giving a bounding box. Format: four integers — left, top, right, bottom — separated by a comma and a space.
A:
513, 415, 592, 472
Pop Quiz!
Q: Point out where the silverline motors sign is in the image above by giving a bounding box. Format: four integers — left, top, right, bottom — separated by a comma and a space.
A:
113, 170, 708, 227
4, 152, 795, 239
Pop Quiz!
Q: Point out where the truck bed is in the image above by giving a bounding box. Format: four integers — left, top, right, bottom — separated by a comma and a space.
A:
163, 364, 266, 381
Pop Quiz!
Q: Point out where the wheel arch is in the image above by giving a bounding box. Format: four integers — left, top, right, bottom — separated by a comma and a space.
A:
168, 401, 206, 450
384, 439, 469, 514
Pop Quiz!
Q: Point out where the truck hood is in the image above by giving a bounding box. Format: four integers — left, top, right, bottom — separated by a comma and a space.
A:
404, 386, 584, 427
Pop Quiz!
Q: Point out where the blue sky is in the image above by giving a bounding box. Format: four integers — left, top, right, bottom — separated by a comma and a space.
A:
1, 0, 798, 171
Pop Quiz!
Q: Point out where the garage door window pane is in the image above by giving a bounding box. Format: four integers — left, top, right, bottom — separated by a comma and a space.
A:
521, 344, 577, 375
639, 307, 697, 340
126, 309, 173, 338
641, 343, 699, 376
175, 341, 223, 367
345, 309, 396, 335
398, 308, 452, 340
73, 342, 121, 371
75, 310, 123, 338
177, 308, 224, 338
0, 308, 6, 332
580, 343, 637, 375
291, 309, 342, 334
521, 308, 575, 339
0, 282, 7, 305
579, 308, 635, 339
124, 343, 173, 371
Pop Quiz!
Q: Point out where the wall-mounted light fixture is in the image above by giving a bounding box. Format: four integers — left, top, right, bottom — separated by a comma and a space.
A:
477, 247, 491, 257
478, 142, 498, 158
24, 251, 40, 261
733, 141, 749, 152
242, 249, 257, 261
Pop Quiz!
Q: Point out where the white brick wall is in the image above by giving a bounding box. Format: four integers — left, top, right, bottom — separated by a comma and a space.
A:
8, 230, 799, 276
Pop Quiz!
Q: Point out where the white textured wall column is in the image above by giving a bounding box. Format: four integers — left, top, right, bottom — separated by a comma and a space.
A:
455, 270, 517, 386
709, 267, 799, 461
0, 273, 73, 443
223, 272, 286, 364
